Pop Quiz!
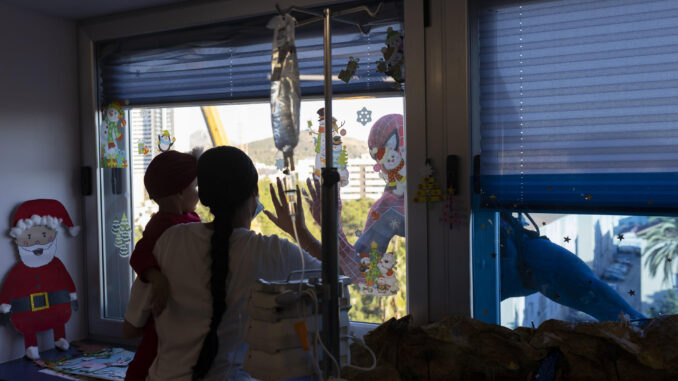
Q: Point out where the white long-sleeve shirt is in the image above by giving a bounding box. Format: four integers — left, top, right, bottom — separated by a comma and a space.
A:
125, 223, 320, 381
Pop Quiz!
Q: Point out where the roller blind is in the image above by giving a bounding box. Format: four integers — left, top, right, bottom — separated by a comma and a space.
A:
97, 0, 403, 106
476, 0, 678, 213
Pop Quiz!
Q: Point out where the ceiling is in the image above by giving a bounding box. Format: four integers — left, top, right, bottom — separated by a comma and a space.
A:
2, 0, 195, 20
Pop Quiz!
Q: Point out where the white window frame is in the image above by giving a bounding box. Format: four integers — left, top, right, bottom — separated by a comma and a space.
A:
79, 0, 430, 340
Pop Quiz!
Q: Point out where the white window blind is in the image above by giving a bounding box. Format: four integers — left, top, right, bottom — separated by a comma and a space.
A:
476, 0, 678, 213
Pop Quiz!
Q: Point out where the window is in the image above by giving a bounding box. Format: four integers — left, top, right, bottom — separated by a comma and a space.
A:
99, 96, 407, 324
500, 213, 678, 328
84, 0, 424, 337
471, 0, 678, 325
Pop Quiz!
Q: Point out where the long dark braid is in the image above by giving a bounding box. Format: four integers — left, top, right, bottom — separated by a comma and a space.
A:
192, 146, 258, 380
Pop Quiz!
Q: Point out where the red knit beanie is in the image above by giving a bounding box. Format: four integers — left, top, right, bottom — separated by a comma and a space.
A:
144, 151, 197, 200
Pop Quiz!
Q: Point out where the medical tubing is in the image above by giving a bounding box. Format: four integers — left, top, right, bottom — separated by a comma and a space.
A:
303, 288, 341, 379
342, 335, 377, 372
292, 214, 305, 295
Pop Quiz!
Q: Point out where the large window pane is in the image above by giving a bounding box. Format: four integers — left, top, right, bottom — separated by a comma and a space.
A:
107, 97, 406, 324
99, 108, 134, 320
500, 213, 677, 328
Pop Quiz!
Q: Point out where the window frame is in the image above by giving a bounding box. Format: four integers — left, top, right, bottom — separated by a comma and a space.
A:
79, 0, 429, 340
467, 0, 678, 325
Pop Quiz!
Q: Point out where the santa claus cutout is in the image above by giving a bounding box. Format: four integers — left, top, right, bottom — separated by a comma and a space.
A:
0, 199, 79, 360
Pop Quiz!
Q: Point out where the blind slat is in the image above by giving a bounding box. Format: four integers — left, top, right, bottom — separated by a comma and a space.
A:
476, 0, 678, 213
97, 0, 403, 105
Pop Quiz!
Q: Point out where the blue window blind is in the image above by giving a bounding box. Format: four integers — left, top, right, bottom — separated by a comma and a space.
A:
476, 0, 678, 214
97, 0, 402, 106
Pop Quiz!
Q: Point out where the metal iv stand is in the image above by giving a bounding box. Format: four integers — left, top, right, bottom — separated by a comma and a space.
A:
275, 3, 382, 377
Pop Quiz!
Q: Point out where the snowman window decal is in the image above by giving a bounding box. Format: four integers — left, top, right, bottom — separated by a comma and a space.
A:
100, 101, 128, 168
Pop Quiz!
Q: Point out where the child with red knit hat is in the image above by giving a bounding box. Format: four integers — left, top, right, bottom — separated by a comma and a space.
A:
123, 150, 201, 381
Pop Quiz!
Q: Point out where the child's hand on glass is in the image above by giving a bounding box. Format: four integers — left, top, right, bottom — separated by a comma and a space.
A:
264, 177, 306, 240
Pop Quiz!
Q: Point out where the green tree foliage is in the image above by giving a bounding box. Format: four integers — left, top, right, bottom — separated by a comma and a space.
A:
194, 202, 214, 223
639, 217, 678, 282
252, 178, 407, 324
646, 289, 678, 317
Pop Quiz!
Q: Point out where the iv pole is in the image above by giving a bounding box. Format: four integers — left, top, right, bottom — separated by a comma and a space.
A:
276, 3, 382, 377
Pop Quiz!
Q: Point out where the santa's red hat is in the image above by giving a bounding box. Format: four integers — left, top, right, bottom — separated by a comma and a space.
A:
9, 199, 80, 238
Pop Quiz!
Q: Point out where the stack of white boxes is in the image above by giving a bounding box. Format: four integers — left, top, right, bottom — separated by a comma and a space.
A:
243, 276, 352, 381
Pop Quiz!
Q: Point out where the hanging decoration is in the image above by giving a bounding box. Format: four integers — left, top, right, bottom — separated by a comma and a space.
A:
157, 130, 176, 152
338, 56, 360, 83
376, 27, 405, 84
413, 161, 443, 203
358, 242, 399, 296
111, 213, 132, 258
100, 101, 128, 168
356, 106, 372, 126
1, 199, 80, 360
137, 139, 150, 155
440, 186, 464, 229
309, 108, 349, 186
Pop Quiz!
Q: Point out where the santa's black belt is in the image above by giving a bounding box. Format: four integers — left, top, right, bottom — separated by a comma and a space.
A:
10, 290, 70, 313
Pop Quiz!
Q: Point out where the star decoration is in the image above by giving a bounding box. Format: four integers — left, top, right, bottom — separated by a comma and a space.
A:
628, 289, 635, 296
584, 194, 592, 200
563, 236, 571, 243
489, 194, 497, 200
419, 163, 434, 177
356, 107, 372, 126
617, 233, 624, 241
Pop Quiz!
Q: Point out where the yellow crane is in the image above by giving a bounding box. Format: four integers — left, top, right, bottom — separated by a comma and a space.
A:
201, 106, 229, 146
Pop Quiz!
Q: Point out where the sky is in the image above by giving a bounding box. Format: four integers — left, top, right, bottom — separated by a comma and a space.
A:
172, 96, 404, 152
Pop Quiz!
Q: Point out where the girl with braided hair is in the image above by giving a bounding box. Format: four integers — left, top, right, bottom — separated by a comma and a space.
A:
127, 146, 321, 381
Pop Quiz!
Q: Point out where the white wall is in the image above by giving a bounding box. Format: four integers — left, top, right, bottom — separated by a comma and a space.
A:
0, 3, 85, 362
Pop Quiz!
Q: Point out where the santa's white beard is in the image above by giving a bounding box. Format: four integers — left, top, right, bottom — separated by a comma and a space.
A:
17, 239, 57, 268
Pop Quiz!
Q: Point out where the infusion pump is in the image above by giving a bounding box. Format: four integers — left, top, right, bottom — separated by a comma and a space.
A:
243, 275, 352, 381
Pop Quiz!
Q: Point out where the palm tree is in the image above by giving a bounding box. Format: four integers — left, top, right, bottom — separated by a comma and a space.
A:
639, 217, 678, 283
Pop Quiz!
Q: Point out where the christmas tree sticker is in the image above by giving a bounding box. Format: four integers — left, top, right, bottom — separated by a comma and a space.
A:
413, 161, 443, 203
112, 213, 132, 257
337, 145, 349, 168
358, 242, 399, 296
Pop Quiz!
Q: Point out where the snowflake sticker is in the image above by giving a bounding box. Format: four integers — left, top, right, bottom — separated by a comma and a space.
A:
419, 163, 434, 178
390, 218, 401, 231
356, 107, 372, 126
